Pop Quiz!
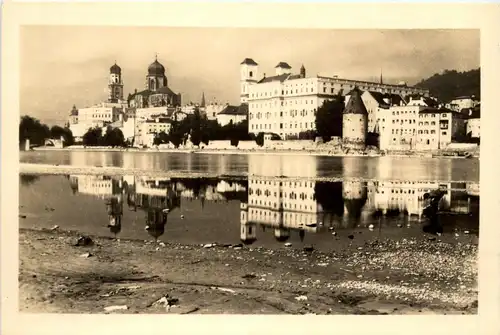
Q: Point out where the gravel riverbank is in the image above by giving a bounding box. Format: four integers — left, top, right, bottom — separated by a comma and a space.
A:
19, 227, 478, 314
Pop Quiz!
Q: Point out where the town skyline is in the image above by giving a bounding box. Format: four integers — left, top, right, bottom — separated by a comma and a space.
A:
21, 26, 479, 125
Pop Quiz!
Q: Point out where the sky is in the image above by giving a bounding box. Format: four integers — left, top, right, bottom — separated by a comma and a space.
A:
20, 27, 479, 125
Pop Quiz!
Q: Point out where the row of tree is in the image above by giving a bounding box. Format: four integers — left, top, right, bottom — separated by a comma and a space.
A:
82, 126, 127, 147
19, 115, 74, 147
152, 109, 255, 148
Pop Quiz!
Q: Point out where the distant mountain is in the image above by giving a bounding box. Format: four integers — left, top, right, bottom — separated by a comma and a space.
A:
415, 68, 480, 103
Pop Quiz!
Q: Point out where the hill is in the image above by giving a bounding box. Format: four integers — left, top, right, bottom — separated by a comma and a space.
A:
415, 68, 480, 103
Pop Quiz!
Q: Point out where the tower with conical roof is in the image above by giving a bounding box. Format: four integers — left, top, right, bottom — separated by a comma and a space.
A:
108, 61, 124, 103
342, 87, 368, 150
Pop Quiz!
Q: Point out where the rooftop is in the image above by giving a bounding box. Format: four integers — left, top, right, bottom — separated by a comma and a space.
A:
343, 87, 368, 115
366, 91, 407, 107
219, 104, 248, 116
275, 62, 292, 69
241, 58, 258, 66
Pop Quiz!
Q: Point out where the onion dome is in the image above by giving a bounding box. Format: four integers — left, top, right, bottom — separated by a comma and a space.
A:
110, 62, 121, 75
148, 58, 165, 76
69, 105, 78, 116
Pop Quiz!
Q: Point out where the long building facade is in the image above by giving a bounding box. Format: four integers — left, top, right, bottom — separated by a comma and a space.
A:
242, 58, 430, 139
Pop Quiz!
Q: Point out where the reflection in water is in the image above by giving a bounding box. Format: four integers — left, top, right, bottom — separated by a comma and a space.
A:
20, 174, 40, 186
59, 174, 479, 243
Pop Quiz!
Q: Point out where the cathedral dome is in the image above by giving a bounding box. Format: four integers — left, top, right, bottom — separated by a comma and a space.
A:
110, 63, 121, 75
148, 59, 165, 76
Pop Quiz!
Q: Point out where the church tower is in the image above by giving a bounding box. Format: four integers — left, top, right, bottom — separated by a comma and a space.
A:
146, 55, 167, 92
300, 64, 306, 78
240, 58, 259, 104
108, 62, 124, 103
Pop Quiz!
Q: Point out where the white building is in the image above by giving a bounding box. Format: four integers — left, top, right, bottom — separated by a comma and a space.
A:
242, 58, 429, 139
205, 102, 226, 121
465, 107, 481, 139
377, 105, 425, 151
216, 104, 248, 126
76, 103, 124, 124
415, 108, 468, 150
75, 175, 122, 198
136, 117, 172, 147
447, 96, 479, 112
345, 90, 406, 133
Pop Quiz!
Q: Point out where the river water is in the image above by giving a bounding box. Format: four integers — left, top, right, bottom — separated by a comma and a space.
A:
20, 150, 479, 182
19, 151, 479, 252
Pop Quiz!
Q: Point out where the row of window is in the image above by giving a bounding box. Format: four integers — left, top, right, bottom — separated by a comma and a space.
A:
250, 122, 315, 130
248, 209, 316, 219
250, 99, 318, 107
249, 109, 317, 119
250, 180, 315, 188
249, 199, 314, 211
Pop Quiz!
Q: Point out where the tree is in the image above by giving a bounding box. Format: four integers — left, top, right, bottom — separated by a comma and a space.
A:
82, 127, 103, 146
315, 97, 344, 142
255, 132, 265, 147
102, 127, 125, 147
298, 130, 316, 140
153, 131, 170, 146
189, 108, 203, 146
415, 68, 480, 102
19, 115, 50, 146
50, 125, 74, 147
169, 117, 184, 148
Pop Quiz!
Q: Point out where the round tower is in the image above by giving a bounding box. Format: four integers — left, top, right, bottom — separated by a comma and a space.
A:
108, 62, 124, 103
342, 87, 368, 150
240, 58, 259, 104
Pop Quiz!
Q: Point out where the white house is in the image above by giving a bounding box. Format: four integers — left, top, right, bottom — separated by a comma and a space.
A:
216, 104, 248, 127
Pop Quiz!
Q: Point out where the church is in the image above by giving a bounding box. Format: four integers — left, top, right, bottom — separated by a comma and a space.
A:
127, 56, 182, 109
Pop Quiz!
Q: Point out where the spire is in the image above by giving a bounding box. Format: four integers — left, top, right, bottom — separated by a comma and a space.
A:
155, 53, 158, 61
380, 68, 383, 85
300, 64, 306, 78
201, 92, 206, 107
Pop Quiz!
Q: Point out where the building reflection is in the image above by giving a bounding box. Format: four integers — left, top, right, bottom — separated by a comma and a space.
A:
243, 176, 479, 243
64, 172, 478, 243
66, 174, 248, 240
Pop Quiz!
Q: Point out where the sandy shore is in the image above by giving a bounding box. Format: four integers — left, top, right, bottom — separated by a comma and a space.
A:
19, 227, 478, 314
32, 146, 363, 157
19, 163, 479, 185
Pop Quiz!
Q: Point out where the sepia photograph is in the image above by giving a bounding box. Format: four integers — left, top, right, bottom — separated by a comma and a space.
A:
16, 25, 483, 316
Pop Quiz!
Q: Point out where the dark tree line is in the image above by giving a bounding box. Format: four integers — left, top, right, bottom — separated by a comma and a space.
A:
82, 126, 125, 147
415, 68, 480, 103
19, 115, 74, 147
